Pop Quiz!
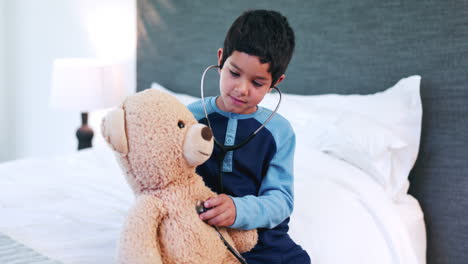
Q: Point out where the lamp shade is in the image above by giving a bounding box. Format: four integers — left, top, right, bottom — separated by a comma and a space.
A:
50, 58, 128, 111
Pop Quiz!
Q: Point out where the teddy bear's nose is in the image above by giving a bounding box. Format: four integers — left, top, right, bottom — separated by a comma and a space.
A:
201, 126, 213, 141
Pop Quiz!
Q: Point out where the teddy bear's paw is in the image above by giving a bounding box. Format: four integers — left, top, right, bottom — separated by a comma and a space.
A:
226, 228, 258, 253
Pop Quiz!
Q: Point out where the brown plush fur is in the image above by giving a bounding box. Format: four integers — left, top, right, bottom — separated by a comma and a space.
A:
102, 89, 257, 264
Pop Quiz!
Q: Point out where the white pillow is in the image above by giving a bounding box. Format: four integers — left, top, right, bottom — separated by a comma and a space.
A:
151, 82, 198, 105
318, 113, 407, 189
261, 75, 422, 198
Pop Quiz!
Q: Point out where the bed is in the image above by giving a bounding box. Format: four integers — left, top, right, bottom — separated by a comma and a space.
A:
1, 0, 467, 263
0, 80, 426, 264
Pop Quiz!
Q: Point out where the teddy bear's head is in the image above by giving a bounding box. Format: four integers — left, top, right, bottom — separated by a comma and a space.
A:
101, 89, 213, 194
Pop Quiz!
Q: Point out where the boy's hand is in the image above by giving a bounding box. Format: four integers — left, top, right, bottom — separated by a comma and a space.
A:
199, 194, 236, 227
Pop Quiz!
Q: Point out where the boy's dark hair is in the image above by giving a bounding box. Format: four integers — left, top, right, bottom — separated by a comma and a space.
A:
220, 9, 295, 87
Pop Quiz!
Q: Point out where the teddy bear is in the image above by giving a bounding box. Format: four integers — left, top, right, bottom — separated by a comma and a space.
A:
101, 89, 257, 264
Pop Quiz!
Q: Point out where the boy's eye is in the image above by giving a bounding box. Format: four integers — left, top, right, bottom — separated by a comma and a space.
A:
253, 81, 264, 87
229, 70, 240, 77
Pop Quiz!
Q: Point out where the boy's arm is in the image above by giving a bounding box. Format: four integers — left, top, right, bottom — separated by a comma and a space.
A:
229, 130, 295, 230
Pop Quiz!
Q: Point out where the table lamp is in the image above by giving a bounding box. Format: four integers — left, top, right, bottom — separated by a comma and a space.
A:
50, 58, 127, 150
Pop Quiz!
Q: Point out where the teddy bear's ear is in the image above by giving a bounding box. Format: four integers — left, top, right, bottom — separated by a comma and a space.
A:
101, 107, 128, 155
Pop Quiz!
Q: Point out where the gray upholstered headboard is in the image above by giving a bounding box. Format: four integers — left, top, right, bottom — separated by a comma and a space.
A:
137, 1, 468, 263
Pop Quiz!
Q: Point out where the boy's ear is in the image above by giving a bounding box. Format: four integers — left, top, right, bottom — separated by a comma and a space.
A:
273, 74, 286, 88
217, 48, 223, 69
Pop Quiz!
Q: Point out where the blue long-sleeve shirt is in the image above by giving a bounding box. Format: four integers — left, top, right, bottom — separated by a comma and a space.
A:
188, 96, 295, 230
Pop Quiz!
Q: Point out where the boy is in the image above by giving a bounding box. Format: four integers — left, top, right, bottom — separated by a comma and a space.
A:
188, 9, 310, 264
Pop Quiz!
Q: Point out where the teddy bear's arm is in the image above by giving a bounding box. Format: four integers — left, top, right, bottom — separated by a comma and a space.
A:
118, 194, 167, 264
226, 228, 258, 253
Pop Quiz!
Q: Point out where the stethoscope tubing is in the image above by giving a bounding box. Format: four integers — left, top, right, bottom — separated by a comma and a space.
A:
200, 65, 282, 193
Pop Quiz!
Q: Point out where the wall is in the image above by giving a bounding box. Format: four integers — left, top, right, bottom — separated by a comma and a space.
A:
0, 0, 9, 161
1, 0, 136, 162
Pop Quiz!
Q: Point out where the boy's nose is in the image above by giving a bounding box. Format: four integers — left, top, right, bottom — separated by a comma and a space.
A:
235, 80, 249, 95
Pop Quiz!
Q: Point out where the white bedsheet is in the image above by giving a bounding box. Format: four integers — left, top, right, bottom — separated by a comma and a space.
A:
0, 146, 131, 264
0, 144, 425, 264
289, 150, 426, 264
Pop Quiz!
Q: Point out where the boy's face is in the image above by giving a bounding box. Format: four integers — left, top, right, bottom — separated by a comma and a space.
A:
216, 49, 284, 115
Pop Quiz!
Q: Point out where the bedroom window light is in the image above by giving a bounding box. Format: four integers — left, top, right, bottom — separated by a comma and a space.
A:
49, 58, 128, 150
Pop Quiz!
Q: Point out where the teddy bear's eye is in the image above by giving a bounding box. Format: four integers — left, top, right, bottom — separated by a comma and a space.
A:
177, 121, 185, 129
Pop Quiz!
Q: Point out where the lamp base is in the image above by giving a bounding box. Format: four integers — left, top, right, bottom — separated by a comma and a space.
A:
76, 112, 93, 150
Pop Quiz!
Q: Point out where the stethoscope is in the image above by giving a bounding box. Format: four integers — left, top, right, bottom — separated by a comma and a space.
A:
200, 65, 282, 193
197, 65, 283, 264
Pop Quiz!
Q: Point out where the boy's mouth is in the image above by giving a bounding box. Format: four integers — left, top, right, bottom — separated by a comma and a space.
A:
229, 96, 246, 105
